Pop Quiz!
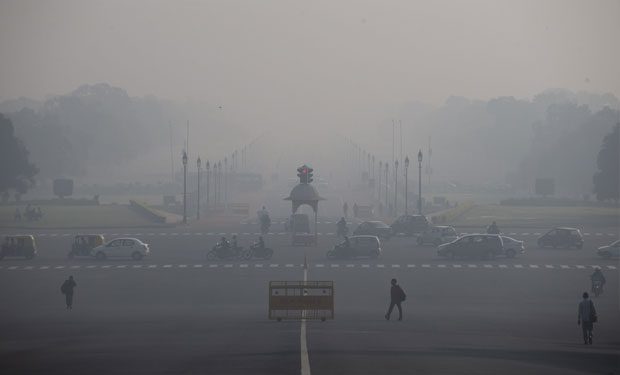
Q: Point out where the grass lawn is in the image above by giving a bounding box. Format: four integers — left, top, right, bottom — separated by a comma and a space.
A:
0, 205, 163, 229
452, 204, 620, 228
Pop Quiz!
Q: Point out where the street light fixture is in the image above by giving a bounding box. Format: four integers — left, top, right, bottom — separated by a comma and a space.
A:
197, 157, 201, 220
418, 149, 423, 214
404, 156, 409, 215
394, 159, 399, 217
182, 151, 188, 224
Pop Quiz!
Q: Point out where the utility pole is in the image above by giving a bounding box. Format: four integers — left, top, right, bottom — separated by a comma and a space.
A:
196, 157, 201, 220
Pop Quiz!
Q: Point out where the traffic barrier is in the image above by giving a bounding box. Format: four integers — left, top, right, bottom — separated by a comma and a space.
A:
269, 281, 334, 321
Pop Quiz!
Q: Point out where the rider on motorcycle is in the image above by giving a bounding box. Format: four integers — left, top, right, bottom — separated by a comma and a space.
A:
255, 236, 265, 249
217, 236, 230, 256
260, 213, 271, 233
486, 221, 501, 234
590, 268, 606, 292
337, 217, 348, 236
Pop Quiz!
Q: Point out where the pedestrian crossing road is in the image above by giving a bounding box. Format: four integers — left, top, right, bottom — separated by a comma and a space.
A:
1, 262, 616, 272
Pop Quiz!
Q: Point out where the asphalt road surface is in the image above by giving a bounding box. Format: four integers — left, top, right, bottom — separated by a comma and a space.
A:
1, 220, 619, 374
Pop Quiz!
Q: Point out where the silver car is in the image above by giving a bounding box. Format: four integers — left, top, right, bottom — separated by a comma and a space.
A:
597, 240, 620, 259
500, 236, 525, 258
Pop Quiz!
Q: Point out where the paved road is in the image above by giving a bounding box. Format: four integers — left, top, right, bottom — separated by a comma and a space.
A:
1, 220, 619, 374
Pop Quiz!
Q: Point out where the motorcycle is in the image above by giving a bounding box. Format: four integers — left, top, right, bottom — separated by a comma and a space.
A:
242, 243, 274, 260
260, 219, 271, 235
206, 243, 243, 260
592, 281, 603, 297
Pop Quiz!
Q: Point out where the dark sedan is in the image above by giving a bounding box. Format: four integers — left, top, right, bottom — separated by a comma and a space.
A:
353, 221, 392, 240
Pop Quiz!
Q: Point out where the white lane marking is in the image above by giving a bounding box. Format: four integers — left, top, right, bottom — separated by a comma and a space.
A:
529, 264, 539, 269
407, 264, 416, 268
209, 264, 218, 268
148, 265, 157, 268
23, 266, 33, 270
467, 264, 477, 268
514, 264, 523, 268
116, 265, 127, 269
361, 264, 370, 268
583, 233, 590, 236
218, 233, 227, 235
608, 233, 615, 236
422, 264, 431, 268
269, 264, 279, 268
62, 233, 71, 237
39, 234, 48, 237
240, 264, 249, 268
207, 233, 215, 236
534, 233, 541, 236
508, 232, 517, 235
560, 265, 570, 269
437, 264, 446, 268
285, 264, 294, 268
392, 264, 401, 268
194, 233, 203, 236
159, 233, 167, 236
194, 264, 203, 268
86, 265, 96, 269
242, 233, 251, 235
576, 265, 585, 269
147, 233, 155, 236
589, 265, 600, 269
132, 265, 143, 268
522, 233, 530, 236
606, 265, 617, 270
346, 264, 355, 268
376, 264, 385, 268
324, 221, 331, 224
326, 233, 335, 236
255, 264, 264, 268
40, 266, 50, 270
55, 265, 66, 269
315, 264, 324, 268
224, 264, 233, 268
498, 264, 507, 268
178, 264, 187, 268
111, 233, 119, 236
8, 266, 18, 270
483, 264, 493, 268
452, 264, 462, 268
331, 264, 339, 268
163, 264, 172, 268
545, 265, 554, 269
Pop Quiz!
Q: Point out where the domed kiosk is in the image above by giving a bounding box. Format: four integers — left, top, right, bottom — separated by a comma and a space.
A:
284, 165, 325, 246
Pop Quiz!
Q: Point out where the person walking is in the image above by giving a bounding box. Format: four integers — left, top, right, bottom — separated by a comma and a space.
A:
385, 278, 406, 321
577, 292, 597, 345
61, 276, 77, 310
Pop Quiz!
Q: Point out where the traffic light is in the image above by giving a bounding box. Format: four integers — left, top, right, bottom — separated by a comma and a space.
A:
296, 165, 313, 184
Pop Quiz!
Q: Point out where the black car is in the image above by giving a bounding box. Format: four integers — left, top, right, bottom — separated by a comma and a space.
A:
537, 227, 583, 249
390, 214, 429, 236
437, 234, 504, 259
353, 221, 392, 240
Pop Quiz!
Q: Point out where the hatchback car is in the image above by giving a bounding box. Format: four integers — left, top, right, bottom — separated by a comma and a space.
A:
597, 240, 620, 259
499, 236, 525, 258
327, 235, 382, 259
353, 221, 392, 240
417, 226, 458, 246
537, 227, 583, 249
437, 234, 503, 259
390, 214, 429, 236
91, 238, 150, 260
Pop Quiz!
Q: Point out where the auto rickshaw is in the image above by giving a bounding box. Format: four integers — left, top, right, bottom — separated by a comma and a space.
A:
69, 234, 105, 258
0, 235, 37, 260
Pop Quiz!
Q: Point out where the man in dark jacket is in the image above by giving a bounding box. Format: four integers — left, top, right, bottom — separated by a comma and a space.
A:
61, 276, 77, 310
578, 292, 597, 344
385, 278, 406, 321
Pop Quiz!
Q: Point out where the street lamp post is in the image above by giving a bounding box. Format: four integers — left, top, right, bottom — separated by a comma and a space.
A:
418, 150, 423, 214
378, 161, 382, 201
197, 157, 201, 220
206, 160, 210, 210
385, 163, 389, 215
394, 160, 399, 217
404, 156, 409, 215
218, 161, 222, 207
182, 151, 188, 224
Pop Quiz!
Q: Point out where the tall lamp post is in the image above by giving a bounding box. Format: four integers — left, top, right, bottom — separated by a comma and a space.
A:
404, 156, 409, 215
196, 157, 201, 220
378, 161, 382, 201
394, 160, 399, 217
218, 161, 222, 207
206, 160, 210, 210
385, 163, 389, 215
418, 150, 423, 214
182, 151, 188, 224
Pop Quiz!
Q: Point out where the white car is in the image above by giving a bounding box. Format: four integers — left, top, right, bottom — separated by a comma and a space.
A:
417, 226, 458, 246
91, 238, 150, 260
597, 240, 620, 259
500, 236, 525, 258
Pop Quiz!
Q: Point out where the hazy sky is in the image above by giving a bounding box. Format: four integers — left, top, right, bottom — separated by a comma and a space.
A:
1, 0, 619, 129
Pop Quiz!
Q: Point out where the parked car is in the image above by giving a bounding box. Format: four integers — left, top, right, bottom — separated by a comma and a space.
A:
91, 238, 150, 260
0, 235, 37, 260
537, 227, 583, 249
417, 226, 458, 246
69, 234, 105, 258
327, 235, 382, 259
437, 234, 504, 259
390, 214, 429, 236
500, 236, 525, 258
353, 221, 392, 239
597, 239, 620, 259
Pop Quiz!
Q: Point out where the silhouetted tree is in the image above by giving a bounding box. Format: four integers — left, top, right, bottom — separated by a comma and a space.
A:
593, 123, 619, 203
0, 114, 38, 195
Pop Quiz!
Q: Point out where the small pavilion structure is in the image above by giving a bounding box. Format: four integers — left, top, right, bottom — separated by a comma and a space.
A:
284, 165, 325, 245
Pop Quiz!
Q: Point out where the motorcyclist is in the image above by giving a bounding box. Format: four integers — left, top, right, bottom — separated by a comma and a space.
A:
231, 235, 239, 251
217, 236, 230, 256
255, 236, 265, 249
337, 217, 348, 236
590, 268, 606, 292
486, 221, 500, 234
260, 213, 271, 233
